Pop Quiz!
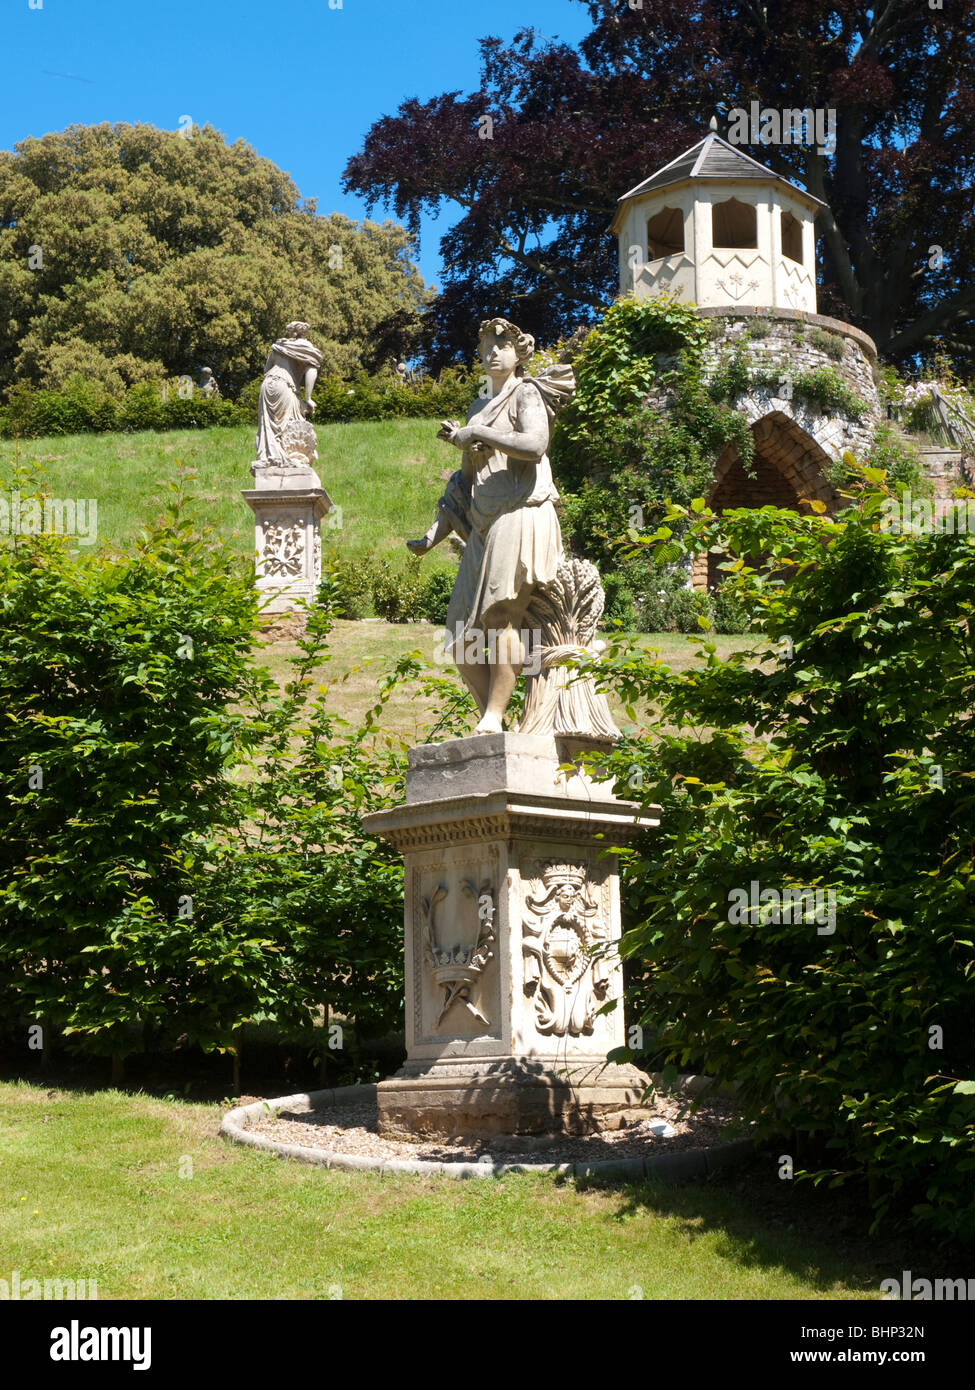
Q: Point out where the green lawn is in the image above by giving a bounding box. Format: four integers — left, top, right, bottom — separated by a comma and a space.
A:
260, 621, 752, 739
2, 1081, 898, 1301
0, 418, 452, 564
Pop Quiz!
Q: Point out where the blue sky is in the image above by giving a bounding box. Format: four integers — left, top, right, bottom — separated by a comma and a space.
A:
1, 0, 593, 288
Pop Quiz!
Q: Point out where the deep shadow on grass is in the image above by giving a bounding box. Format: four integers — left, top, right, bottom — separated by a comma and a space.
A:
566, 1154, 957, 1295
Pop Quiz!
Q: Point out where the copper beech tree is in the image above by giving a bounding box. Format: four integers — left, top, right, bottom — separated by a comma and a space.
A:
344, 1, 975, 372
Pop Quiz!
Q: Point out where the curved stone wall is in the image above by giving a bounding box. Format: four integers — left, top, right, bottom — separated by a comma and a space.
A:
698, 307, 882, 460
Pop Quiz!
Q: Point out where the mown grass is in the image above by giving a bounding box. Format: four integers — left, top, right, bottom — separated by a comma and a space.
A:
0, 419, 451, 565
258, 621, 751, 739
1, 1081, 898, 1301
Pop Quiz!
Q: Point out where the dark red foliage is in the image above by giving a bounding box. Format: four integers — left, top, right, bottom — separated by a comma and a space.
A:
344, 3, 975, 371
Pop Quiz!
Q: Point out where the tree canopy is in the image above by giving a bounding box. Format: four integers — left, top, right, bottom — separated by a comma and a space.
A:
0, 122, 431, 397
343, 1, 975, 372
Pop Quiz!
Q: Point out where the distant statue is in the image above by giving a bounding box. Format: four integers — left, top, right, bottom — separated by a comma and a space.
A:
255, 321, 323, 468
409, 316, 618, 743
198, 367, 220, 398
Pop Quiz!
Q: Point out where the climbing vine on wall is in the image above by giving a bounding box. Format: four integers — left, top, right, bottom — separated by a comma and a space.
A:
552, 296, 755, 630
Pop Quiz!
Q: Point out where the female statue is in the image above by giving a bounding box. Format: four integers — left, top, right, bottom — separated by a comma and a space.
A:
255, 321, 323, 467
408, 317, 574, 734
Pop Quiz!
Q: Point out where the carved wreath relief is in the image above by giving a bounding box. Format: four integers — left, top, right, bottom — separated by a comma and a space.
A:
262, 518, 305, 578
522, 860, 609, 1036
422, 879, 496, 1029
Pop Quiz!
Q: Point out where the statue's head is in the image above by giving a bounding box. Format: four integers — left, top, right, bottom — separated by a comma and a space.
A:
284, 320, 312, 338
477, 317, 534, 375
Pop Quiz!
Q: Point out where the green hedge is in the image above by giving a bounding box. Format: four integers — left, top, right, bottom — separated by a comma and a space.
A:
0, 467, 474, 1069
596, 462, 975, 1242
0, 367, 474, 438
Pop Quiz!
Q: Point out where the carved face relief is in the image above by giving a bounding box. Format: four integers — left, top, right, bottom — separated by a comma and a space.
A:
522, 860, 609, 1037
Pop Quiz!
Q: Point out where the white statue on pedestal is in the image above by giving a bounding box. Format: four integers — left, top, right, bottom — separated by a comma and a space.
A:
408, 316, 617, 744
255, 321, 323, 469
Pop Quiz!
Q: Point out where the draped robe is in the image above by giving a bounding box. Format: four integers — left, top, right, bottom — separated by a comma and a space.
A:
255, 336, 324, 465
445, 372, 566, 657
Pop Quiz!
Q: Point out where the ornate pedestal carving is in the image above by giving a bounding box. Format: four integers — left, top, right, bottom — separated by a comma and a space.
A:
362, 733, 659, 1138
242, 463, 332, 614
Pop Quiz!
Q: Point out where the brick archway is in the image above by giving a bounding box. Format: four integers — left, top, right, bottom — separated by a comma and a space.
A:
692, 411, 838, 589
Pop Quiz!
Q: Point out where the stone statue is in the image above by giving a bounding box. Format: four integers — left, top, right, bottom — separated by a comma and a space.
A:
255, 321, 323, 468
408, 316, 618, 743
198, 367, 220, 398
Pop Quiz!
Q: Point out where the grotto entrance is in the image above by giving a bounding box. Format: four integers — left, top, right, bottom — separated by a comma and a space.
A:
691, 411, 838, 591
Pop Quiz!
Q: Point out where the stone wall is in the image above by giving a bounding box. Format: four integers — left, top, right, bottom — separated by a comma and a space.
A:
698, 306, 881, 419
642, 307, 882, 476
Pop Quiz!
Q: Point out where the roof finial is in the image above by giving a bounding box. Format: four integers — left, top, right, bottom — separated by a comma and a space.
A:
709, 115, 719, 132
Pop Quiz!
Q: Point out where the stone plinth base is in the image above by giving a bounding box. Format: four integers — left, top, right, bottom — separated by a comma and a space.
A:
377, 1058, 651, 1139
242, 468, 332, 614
363, 733, 660, 1141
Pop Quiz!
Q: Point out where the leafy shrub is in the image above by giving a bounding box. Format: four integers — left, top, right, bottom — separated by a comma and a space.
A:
0, 366, 471, 438
0, 376, 248, 437
371, 557, 428, 622
597, 463, 975, 1241
712, 358, 868, 422
794, 366, 867, 420
707, 582, 751, 634
0, 468, 477, 1072
808, 327, 846, 361
555, 297, 753, 578
827, 422, 926, 495
0, 466, 270, 1062
602, 572, 638, 630
746, 318, 771, 340
308, 367, 472, 426
418, 566, 457, 624
706, 346, 753, 402
634, 567, 707, 633
321, 549, 375, 619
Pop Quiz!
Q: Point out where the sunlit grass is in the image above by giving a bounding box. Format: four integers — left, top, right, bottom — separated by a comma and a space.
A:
0, 1082, 889, 1301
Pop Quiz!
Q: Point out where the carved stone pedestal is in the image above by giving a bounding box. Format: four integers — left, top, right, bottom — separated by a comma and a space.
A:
242, 463, 333, 614
362, 733, 659, 1138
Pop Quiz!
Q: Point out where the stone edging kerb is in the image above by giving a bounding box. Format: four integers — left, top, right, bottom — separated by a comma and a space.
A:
219, 1082, 753, 1180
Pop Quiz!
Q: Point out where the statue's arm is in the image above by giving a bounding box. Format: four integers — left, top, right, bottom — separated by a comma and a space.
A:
303, 365, 318, 413
466, 383, 549, 461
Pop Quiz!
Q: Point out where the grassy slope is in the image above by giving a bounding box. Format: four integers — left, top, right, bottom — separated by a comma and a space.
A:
0, 419, 452, 564
266, 621, 750, 739
0, 421, 752, 732
1, 1081, 895, 1301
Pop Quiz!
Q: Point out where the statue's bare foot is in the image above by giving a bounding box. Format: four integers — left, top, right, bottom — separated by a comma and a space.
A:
474, 713, 503, 735
406, 537, 431, 555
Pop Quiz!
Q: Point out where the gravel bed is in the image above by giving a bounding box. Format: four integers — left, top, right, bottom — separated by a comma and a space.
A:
248, 1091, 741, 1165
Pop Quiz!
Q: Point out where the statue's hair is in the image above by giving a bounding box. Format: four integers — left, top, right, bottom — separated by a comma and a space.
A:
284, 320, 311, 338
478, 317, 535, 369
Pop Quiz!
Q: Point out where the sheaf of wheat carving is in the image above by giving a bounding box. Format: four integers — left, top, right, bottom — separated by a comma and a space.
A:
519, 556, 619, 742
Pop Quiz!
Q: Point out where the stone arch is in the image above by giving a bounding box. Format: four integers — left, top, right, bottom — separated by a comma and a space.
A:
692, 410, 838, 590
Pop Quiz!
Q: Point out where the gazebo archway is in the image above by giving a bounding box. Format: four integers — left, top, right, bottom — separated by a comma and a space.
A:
692, 411, 838, 590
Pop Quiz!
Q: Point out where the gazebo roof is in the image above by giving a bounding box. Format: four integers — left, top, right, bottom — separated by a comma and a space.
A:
610, 132, 826, 232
